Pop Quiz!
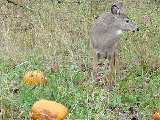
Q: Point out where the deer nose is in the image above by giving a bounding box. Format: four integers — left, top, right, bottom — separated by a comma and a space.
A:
133, 28, 139, 32
136, 28, 139, 31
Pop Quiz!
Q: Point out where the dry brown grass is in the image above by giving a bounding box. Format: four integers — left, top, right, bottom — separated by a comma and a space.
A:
0, 0, 160, 119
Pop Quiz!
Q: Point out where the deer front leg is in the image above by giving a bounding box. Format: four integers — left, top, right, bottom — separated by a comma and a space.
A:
106, 51, 118, 86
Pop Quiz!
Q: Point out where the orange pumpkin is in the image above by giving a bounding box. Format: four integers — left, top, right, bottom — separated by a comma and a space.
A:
152, 112, 160, 120
31, 100, 68, 120
23, 70, 47, 86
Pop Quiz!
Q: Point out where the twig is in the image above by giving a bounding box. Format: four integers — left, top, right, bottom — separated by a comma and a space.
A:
6, 0, 24, 8
6, 0, 34, 12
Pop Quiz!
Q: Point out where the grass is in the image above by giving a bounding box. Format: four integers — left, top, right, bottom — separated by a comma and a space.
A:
0, 0, 160, 119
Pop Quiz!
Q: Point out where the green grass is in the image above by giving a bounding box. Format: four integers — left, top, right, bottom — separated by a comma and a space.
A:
1, 0, 160, 119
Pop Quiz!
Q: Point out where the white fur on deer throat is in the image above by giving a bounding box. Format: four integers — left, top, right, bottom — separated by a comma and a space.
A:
116, 29, 122, 35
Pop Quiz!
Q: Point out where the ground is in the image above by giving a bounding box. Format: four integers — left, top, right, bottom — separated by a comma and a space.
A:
0, 0, 160, 119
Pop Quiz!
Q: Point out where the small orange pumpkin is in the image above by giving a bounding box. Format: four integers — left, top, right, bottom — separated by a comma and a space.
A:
23, 70, 47, 86
152, 112, 160, 120
31, 99, 68, 120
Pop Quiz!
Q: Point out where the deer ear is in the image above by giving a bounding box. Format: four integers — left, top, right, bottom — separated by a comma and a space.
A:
111, 1, 124, 15
111, 4, 120, 15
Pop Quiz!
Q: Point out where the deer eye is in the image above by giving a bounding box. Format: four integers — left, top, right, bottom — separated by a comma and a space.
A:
126, 20, 129, 23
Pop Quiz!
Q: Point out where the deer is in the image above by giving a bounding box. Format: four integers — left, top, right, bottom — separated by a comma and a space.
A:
90, 1, 139, 86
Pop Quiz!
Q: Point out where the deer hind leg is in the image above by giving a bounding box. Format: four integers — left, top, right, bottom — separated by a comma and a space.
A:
92, 48, 99, 74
